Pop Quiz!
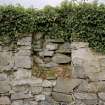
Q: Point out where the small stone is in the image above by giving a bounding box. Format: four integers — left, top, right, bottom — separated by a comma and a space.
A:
35, 95, 45, 101
46, 43, 58, 51
98, 92, 105, 101
11, 92, 33, 100
35, 32, 43, 40
42, 80, 52, 88
0, 73, 7, 81
42, 62, 58, 68
33, 56, 44, 64
0, 81, 11, 93
52, 92, 73, 102
52, 54, 71, 64
54, 78, 82, 94
31, 86, 42, 95
39, 50, 54, 57
0, 96, 11, 105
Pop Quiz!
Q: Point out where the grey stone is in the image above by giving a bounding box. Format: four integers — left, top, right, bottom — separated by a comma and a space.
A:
71, 42, 89, 50
35, 95, 45, 101
13, 69, 31, 80
52, 54, 71, 64
39, 101, 53, 105
14, 55, 32, 69
42, 80, 53, 88
12, 100, 23, 105
0, 96, 11, 105
24, 101, 38, 105
98, 92, 105, 101
33, 56, 44, 64
74, 92, 97, 100
57, 43, 71, 53
11, 92, 33, 100
31, 86, 42, 95
42, 62, 58, 68
46, 43, 58, 51
52, 92, 73, 102
17, 36, 32, 46
39, 50, 54, 57
0, 81, 11, 93
0, 73, 7, 81
12, 78, 42, 87
35, 32, 43, 40
54, 78, 82, 94
43, 88, 52, 96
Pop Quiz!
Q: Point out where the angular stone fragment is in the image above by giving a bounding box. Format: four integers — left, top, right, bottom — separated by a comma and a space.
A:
52, 54, 71, 64
0, 81, 11, 93
52, 92, 73, 102
0, 96, 11, 105
54, 78, 82, 93
11, 92, 33, 100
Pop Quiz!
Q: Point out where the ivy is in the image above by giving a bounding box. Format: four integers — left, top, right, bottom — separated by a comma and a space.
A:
0, 2, 105, 53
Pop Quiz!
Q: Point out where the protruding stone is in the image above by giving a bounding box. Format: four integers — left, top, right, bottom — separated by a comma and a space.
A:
0, 96, 11, 105
54, 78, 82, 93
52, 92, 73, 102
52, 54, 71, 64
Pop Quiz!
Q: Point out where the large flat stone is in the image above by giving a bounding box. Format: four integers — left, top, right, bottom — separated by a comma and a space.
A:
0, 81, 11, 93
11, 92, 33, 100
54, 78, 82, 94
14, 55, 32, 69
52, 92, 73, 102
0, 96, 11, 105
52, 54, 71, 64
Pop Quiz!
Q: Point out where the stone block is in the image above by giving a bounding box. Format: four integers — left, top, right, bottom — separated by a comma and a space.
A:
31, 86, 42, 95
35, 95, 45, 101
54, 78, 82, 94
52, 92, 73, 102
42, 80, 53, 88
0, 96, 11, 105
46, 43, 58, 51
52, 54, 71, 64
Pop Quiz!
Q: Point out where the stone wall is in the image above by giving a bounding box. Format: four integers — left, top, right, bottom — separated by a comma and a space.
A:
1, 33, 105, 105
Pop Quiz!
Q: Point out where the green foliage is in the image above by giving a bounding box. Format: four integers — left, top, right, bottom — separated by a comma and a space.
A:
1, 2, 105, 53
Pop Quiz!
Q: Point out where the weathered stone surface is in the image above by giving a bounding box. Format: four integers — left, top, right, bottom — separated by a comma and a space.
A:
0, 73, 7, 81
0, 81, 11, 93
74, 93, 97, 100
12, 100, 23, 105
42, 80, 53, 88
35, 32, 43, 40
35, 95, 45, 101
98, 92, 105, 101
11, 92, 33, 100
24, 100, 38, 105
14, 69, 31, 80
31, 86, 42, 95
52, 54, 71, 64
54, 78, 82, 93
46, 43, 58, 51
57, 43, 71, 53
0, 51, 14, 72
14, 56, 32, 69
71, 42, 89, 50
17, 36, 32, 46
52, 92, 73, 102
78, 81, 105, 93
39, 50, 54, 57
43, 88, 52, 96
42, 62, 58, 68
0, 96, 11, 105
33, 56, 44, 64
12, 78, 42, 87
